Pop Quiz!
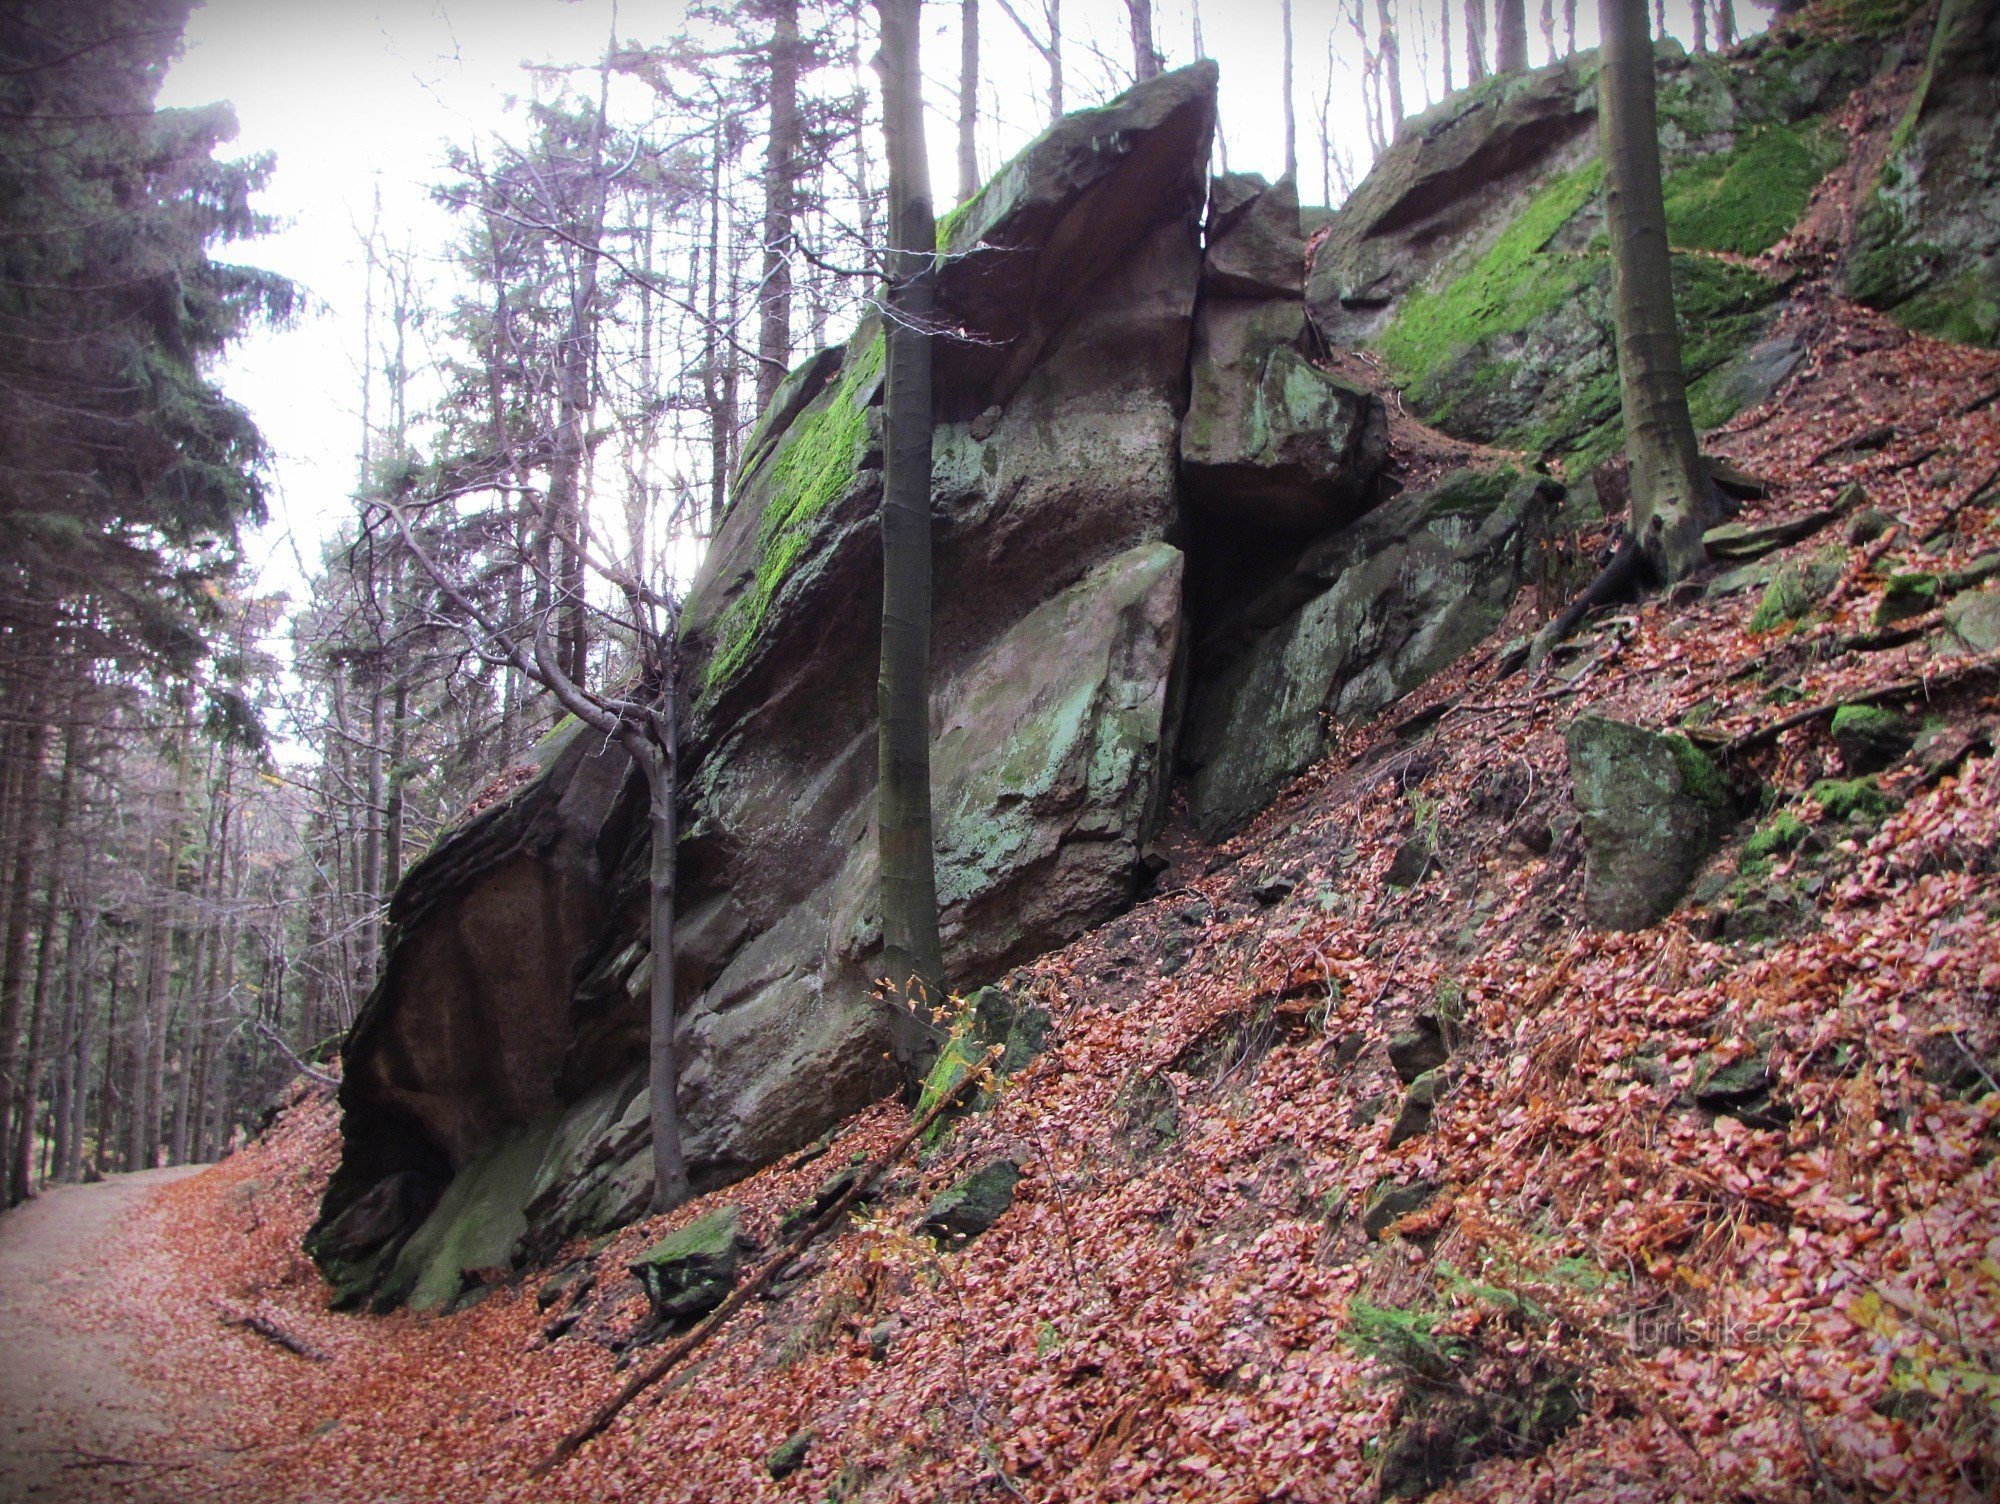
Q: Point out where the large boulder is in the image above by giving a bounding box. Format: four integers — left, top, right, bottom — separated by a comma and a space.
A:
1183, 469, 1558, 837
1847, 0, 2000, 346
1566, 717, 1733, 931
311, 64, 1218, 1309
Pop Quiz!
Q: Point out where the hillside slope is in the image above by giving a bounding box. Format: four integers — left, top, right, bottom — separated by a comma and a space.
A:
62, 266, 2000, 1503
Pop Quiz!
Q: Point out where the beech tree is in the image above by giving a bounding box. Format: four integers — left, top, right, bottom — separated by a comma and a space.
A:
1599, 0, 1718, 580
1496, 0, 1530, 72
874, 0, 947, 1080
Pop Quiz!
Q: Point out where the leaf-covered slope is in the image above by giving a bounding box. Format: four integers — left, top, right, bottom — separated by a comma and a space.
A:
125, 275, 2000, 1502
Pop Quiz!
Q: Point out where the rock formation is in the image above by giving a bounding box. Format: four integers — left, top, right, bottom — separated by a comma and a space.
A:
313, 11, 1994, 1313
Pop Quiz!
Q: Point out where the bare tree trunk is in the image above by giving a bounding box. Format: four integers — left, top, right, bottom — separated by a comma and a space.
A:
1047, 0, 1063, 118
95, 945, 124, 1176
1442, 1, 1455, 92
1599, 0, 1718, 581
874, 0, 947, 1090
1281, 0, 1297, 179
1715, 0, 1735, 48
383, 680, 407, 895
0, 711, 48, 1193
1466, 0, 1489, 81
635, 729, 688, 1211
958, 0, 981, 201
1540, 0, 1558, 61
1496, 0, 1529, 71
8, 721, 76, 1203
1565, 0, 1579, 53
1127, 0, 1160, 82
1376, 0, 1404, 133
1692, 0, 1709, 52
757, 0, 802, 414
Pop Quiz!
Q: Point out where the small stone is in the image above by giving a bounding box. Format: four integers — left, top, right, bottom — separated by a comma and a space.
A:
1567, 717, 1733, 931
1250, 871, 1297, 905
969, 405, 1003, 441
1830, 704, 1914, 774
1384, 837, 1436, 889
766, 1429, 815, 1480
1387, 1017, 1449, 1084
1944, 587, 2000, 654
1386, 1067, 1453, 1148
868, 1320, 896, 1361
629, 1205, 747, 1323
921, 1159, 1021, 1241
1873, 571, 1940, 628
1362, 1179, 1439, 1240
1702, 508, 1836, 562
1846, 506, 1895, 546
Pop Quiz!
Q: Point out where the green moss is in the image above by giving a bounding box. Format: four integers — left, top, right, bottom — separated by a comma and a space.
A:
1811, 776, 1900, 822
935, 180, 990, 252
1892, 272, 2000, 348
1814, 0, 1927, 35
1374, 160, 1606, 395
1665, 733, 1730, 810
704, 333, 886, 694
1830, 704, 1903, 743
1749, 568, 1817, 632
1742, 811, 1809, 863
1660, 119, 1845, 256
1873, 571, 1940, 627
1421, 466, 1518, 520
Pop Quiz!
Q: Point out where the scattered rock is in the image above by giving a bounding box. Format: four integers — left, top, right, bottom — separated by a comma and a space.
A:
1362, 1179, 1439, 1240
1567, 717, 1733, 931
1811, 776, 1900, 822
1689, 1054, 1791, 1130
1830, 703, 1915, 773
1874, 571, 1941, 627
1386, 1067, 1454, 1148
867, 1320, 896, 1361
1388, 1017, 1449, 1085
1702, 508, 1836, 561
1202, 171, 1307, 299
629, 1206, 748, 1323
1384, 837, 1438, 890
1250, 870, 1298, 905
1377, 1372, 1585, 1500
767, 1429, 815, 1480
1944, 586, 2000, 653
921, 1160, 1022, 1241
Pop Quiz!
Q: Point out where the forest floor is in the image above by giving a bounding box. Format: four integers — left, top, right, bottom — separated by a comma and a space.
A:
0, 1166, 211, 1501
9, 281, 2000, 1504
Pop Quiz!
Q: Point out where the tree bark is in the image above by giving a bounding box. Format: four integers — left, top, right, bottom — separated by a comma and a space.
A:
1715, 0, 1736, 48
1466, 0, 1489, 81
635, 731, 689, 1212
1599, 0, 1718, 581
1376, 0, 1404, 133
958, 0, 981, 203
757, 0, 802, 415
0, 712, 48, 1194
1496, 0, 1530, 71
874, 0, 948, 1089
1442, 2, 1455, 93
1127, 0, 1160, 83
1281, 0, 1297, 178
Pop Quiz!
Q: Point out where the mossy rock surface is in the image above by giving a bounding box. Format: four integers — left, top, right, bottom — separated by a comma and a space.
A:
630, 1205, 746, 1321
1831, 704, 1915, 773
1812, 776, 1901, 822
1567, 717, 1733, 931
921, 1159, 1021, 1241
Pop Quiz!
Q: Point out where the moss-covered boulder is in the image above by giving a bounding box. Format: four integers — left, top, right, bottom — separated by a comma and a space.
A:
1184, 469, 1558, 837
1567, 718, 1733, 931
1945, 586, 2000, 653
1831, 703, 1915, 773
1846, 0, 2000, 345
1308, 35, 1871, 467
921, 1160, 1021, 1241
630, 1205, 747, 1322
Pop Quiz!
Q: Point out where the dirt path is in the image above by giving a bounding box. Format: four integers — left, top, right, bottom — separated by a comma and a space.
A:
0, 1167, 209, 1502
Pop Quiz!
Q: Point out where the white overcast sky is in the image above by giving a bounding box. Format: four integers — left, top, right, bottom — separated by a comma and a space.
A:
156, 0, 1730, 605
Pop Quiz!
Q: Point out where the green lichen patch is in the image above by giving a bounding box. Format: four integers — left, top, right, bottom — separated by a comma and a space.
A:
704, 333, 886, 694
1660, 119, 1845, 256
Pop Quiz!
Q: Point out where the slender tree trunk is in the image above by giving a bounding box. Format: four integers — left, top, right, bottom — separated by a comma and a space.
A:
1127, 0, 1160, 82
49, 902, 88, 1183
757, 0, 802, 414
1565, 0, 1579, 53
1496, 0, 1529, 71
384, 680, 408, 895
0, 711, 48, 1193
95, 945, 124, 1176
1466, 0, 1489, 80
634, 728, 688, 1212
958, 0, 980, 202
1048, 0, 1063, 118
1281, 0, 1297, 179
874, 0, 947, 1088
1715, 0, 1735, 48
8, 722, 75, 1203
1376, 0, 1404, 133
1442, 2, 1455, 93
1540, 0, 1558, 61
1599, 0, 1718, 581
1692, 0, 1709, 52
